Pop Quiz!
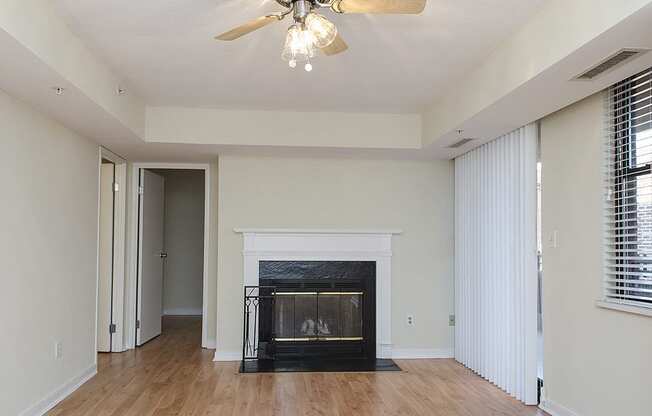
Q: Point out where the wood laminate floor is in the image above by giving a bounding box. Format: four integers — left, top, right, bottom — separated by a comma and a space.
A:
49, 316, 548, 416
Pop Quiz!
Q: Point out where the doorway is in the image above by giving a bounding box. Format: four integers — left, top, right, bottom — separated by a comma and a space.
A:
131, 165, 209, 348
97, 159, 115, 352
96, 148, 127, 353
537, 134, 544, 401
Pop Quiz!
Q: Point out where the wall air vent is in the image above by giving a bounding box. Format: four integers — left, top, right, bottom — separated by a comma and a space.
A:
574, 49, 649, 80
447, 138, 475, 149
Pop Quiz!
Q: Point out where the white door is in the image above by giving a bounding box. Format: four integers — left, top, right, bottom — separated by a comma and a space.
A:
97, 162, 115, 352
137, 169, 165, 346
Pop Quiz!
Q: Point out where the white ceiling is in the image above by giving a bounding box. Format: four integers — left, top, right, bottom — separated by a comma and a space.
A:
52, 0, 544, 113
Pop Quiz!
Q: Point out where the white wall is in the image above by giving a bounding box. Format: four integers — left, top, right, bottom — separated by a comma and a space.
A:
541, 92, 652, 416
0, 0, 146, 140
0, 88, 99, 415
155, 169, 205, 316
216, 155, 454, 356
146, 107, 421, 150
421, 0, 652, 148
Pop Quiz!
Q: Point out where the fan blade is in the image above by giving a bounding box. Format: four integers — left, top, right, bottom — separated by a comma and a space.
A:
332, 0, 426, 14
215, 15, 280, 41
320, 34, 348, 56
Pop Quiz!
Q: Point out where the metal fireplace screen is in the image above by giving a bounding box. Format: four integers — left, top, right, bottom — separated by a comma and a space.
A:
274, 291, 363, 341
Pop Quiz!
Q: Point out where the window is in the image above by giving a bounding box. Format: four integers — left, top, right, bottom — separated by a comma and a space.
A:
605, 66, 652, 306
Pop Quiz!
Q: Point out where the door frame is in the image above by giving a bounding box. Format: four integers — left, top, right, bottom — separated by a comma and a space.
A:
96, 147, 127, 354
125, 162, 211, 350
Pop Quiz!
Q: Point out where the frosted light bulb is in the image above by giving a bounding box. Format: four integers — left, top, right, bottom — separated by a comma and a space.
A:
289, 59, 297, 68
281, 24, 315, 64
304, 63, 313, 72
305, 13, 337, 48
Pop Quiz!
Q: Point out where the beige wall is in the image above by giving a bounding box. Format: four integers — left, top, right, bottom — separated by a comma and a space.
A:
147, 107, 421, 150
541, 92, 652, 416
0, 88, 99, 415
216, 155, 454, 355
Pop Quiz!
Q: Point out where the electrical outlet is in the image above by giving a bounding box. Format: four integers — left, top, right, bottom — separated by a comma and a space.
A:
54, 341, 62, 359
406, 315, 414, 326
449, 314, 456, 326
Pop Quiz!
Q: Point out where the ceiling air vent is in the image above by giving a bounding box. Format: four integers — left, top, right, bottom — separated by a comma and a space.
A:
575, 49, 649, 80
447, 138, 475, 149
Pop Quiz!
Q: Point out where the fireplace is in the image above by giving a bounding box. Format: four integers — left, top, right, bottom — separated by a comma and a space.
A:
231, 228, 400, 372
257, 261, 376, 360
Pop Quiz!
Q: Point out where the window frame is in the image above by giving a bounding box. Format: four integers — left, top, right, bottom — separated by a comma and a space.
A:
600, 68, 652, 314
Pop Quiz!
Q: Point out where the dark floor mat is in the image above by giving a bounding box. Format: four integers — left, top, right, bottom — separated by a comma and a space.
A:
240, 358, 401, 373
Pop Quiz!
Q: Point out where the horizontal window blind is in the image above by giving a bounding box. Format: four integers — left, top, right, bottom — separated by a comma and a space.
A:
605, 66, 652, 306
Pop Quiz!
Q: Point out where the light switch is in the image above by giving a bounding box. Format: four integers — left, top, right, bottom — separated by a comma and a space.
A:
548, 230, 558, 248
54, 341, 62, 359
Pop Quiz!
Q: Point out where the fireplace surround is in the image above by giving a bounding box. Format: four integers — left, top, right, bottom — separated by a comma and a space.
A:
232, 229, 401, 372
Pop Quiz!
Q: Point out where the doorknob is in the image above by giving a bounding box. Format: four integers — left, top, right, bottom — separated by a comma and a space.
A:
159, 252, 168, 258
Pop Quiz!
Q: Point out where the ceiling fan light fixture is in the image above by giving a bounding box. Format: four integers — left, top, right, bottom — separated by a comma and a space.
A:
215, 0, 428, 71
281, 24, 316, 66
305, 13, 337, 48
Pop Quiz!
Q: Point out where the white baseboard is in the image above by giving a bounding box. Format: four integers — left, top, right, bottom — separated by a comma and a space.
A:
213, 348, 454, 361
391, 348, 454, 359
213, 350, 241, 362
163, 308, 202, 316
377, 343, 393, 359
539, 398, 581, 416
203, 338, 216, 349
19, 363, 97, 416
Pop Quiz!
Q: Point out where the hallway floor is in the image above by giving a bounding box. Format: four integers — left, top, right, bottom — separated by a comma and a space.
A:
49, 316, 547, 415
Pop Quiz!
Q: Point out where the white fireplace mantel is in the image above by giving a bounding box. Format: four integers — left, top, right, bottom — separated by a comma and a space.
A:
234, 228, 400, 359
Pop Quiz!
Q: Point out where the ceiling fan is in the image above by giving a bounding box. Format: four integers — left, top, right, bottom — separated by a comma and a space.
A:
215, 0, 426, 72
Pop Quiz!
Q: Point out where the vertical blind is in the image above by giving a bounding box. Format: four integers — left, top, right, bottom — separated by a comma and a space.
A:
455, 124, 538, 405
605, 66, 652, 305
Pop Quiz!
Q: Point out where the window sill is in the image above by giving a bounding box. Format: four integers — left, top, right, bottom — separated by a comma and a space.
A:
595, 300, 652, 317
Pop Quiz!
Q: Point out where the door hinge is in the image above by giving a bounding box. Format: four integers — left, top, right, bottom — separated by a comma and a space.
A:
109, 323, 117, 334
113, 182, 119, 193
136, 320, 141, 329
138, 186, 144, 195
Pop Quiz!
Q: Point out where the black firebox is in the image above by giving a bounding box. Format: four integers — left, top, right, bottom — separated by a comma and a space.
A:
240, 261, 401, 373
258, 261, 376, 360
